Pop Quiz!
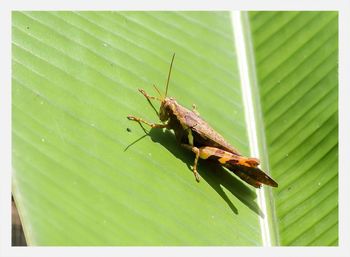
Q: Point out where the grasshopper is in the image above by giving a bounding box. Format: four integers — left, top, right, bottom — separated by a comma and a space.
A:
127, 54, 278, 188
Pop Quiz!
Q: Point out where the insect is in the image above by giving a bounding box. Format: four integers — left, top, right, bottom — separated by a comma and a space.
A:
127, 54, 278, 188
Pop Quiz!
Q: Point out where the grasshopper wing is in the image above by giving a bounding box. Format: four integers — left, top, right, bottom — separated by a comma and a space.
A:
171, 101, 240, 155
224, 163, 278, 188
183, 111, 241, 155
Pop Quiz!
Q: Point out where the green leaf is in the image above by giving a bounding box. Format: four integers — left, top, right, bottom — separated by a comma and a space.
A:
12, 11, 260, 246
249, 11, 338, 246
12, 11, 338, 246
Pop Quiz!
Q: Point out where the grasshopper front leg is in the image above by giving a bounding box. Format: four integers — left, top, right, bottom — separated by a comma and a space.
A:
138, 88, 160, 101
137, 88, 162, 117
127, 115, 168, 129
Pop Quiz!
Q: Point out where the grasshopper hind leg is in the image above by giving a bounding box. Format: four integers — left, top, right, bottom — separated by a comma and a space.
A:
181, 144, 202, 182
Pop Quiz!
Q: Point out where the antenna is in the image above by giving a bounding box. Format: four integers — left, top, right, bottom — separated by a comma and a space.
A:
152, 84, 162, 98
165, 53, 175, 98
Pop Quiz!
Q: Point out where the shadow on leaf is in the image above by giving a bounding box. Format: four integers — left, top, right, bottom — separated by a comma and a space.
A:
125, 125, 264, 217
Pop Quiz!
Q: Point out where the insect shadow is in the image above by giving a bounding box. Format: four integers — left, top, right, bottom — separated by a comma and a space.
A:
126, 125, 264, 217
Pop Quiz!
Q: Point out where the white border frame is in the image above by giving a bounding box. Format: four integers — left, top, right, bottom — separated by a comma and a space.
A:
1, 1, 349, 257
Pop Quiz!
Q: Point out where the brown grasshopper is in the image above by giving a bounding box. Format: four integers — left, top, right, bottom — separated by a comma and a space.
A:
127, 54, 278, 188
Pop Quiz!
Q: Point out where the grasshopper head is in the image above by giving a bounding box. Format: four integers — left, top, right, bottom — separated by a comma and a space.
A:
159, 97, 175, 122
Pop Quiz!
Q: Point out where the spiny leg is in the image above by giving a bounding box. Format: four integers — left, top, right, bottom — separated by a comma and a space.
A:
181, 144, 201, 182
138, 88, 160, 117
138, 88, 162, 101
181, 145, 234, 182
127, 115, 167, 129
